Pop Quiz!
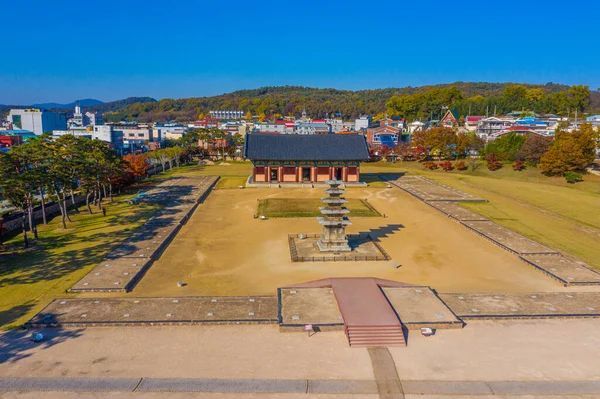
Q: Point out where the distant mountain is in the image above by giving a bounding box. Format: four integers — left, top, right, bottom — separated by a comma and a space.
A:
32, 99, 104, 109
0, 97, 157, 119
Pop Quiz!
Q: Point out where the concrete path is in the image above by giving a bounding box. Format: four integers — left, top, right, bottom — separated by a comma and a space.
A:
2, 377, 600, 396
368, 347, 404, 398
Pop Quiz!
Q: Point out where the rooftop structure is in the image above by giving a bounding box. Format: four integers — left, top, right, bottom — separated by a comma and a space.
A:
244, 133, 369, 184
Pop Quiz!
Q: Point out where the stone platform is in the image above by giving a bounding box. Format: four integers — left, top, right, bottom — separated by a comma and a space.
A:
278, 278, 463, 333
26, 296, 278, 328
387, 175, 486, 202
288, 234, 390, 262
440, 292, 600, 319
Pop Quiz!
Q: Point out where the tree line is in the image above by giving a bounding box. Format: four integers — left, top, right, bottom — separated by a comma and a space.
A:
392, 125, 599, 182
101, 83, 600, 123
386, 85, 593, 122
0, 135, 125, 247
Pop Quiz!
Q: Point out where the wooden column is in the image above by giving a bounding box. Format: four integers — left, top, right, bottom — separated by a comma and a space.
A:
343, 166, 348, 182
265, 166, 270, 182
312, 166, 317, 182
278, 166, 283, 182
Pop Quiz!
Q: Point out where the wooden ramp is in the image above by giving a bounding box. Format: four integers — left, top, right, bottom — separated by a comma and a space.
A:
285, 278, 409, 347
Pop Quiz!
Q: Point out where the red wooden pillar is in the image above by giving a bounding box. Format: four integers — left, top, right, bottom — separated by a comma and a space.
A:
278, 166, 283, 182
266, 166, 270, 182
356, 166, 360, 182
343, 166, 348, 182
252, 166, 256, 183
312, 166, 317, 182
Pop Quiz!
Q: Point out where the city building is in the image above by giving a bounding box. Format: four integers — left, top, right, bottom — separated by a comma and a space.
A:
190, 117, 219, 129
476, 117, 514, 138
244, 133, 369, 184
440, 109, 460, 128
86, 111, 102, 126
0, 135, 23, 151
210, 110, 244, 120
7, 108, 67, 135
465, 116, 484, 131
354, 115, 371, 132
256, 121, 286, 134
294, 121, 331, 135
154, 123, 186, 140
365, 118, 404, 148
1, 129, 38, 142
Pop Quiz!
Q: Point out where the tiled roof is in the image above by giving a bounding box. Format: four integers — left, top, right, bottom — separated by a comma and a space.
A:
244, 133, 370, 161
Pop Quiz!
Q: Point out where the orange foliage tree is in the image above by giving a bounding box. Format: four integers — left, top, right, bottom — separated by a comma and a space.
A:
123, 153, 149, 181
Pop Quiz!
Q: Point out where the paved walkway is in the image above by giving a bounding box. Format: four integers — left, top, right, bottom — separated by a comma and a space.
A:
330, 279, 402, 327
2, 377, 600, 396
368, 348, 404, 399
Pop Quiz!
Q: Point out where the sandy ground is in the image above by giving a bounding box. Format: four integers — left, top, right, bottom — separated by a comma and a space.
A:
0, 394, 379, 399
132, 187, 583, 296
0, 325, 372, 380
2, 319, 600, 382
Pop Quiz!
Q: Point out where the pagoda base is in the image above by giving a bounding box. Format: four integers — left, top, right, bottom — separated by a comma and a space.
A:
317, 240, 352, 252
288, 234, 391, 263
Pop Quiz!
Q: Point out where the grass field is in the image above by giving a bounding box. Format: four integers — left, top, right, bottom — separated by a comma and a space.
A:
362, 160, 600, 267
257, 198, 380, 218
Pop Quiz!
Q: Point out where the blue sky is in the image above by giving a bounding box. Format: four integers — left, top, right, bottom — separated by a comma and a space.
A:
2, 0, 599, 104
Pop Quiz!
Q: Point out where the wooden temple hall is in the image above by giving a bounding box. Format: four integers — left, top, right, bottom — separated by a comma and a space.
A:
244, 133, 370, 184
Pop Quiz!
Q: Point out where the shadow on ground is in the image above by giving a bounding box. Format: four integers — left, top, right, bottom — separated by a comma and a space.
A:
358, 224, 404, 241
0, 327, 84, 364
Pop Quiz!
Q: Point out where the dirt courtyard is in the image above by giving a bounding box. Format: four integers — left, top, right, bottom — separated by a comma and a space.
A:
130, 186, 579, 297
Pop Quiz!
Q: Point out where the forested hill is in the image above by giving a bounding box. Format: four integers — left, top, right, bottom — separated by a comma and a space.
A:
104, 83, 600, 123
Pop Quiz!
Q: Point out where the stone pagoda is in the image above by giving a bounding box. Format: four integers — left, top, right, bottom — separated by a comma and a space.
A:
317, 180, 352, 252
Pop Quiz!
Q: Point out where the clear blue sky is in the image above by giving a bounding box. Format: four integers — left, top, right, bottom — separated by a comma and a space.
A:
2, 0, 599, 104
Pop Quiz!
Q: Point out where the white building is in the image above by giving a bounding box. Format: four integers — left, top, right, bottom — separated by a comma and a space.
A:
153, 123, 186, 140
256, 122, 286, 134
294, 122, 331, 135
8, 108, 67, 135
85, 111, 102, 126
354, 115, 371, 132
210, 110, 244, 120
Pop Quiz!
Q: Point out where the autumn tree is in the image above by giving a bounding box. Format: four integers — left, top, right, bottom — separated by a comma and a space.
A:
124, 153, 149, 181
539, 125, 597, 174
486, 153, 503, 171
411, 127, 457, 159
518, 134, 553, 165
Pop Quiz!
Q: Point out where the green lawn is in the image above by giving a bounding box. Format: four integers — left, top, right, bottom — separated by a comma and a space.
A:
0, 200, 160, 329
257, 198, 380, 218
216, 176, 249, 189
362, 160, 600, 267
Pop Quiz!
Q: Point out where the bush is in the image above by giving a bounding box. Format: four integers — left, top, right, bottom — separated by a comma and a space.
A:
454, 160, 467, 170
439, 161, 453, 171
564, 171, 583, 184
422, 161, 438, 170
486, 153, 503, 171
513, 159, 525, 171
